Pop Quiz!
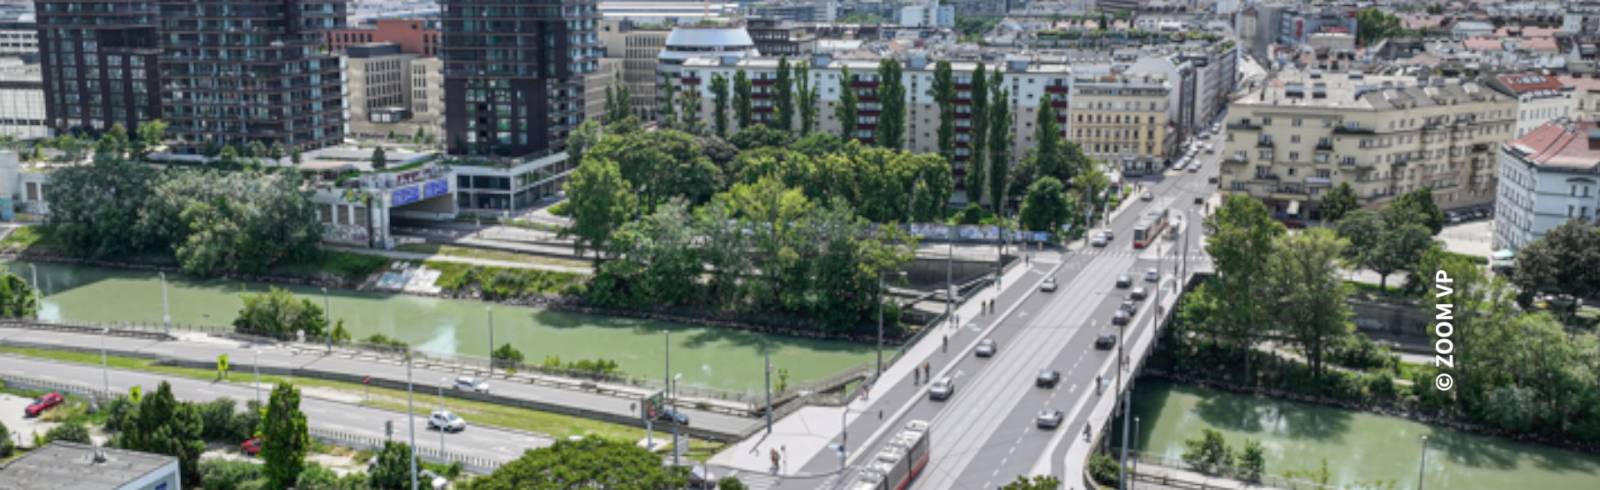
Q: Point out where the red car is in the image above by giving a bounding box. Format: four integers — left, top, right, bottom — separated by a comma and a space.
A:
24, 392, 63, 418
241, 438, 261, 456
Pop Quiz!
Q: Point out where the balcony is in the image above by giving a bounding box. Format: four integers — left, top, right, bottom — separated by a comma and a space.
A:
1256, 139, 1274, 148
1254, 173, 1282, 181
1227, 121, 1261, 131
1315, 140, 1334, 151
1332, 125, 1375, 135
1222, 156, 1248, 166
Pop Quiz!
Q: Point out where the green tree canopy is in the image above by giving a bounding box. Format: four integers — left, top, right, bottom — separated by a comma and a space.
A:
562, 157, 637, 258
232, 287, 328, 340
0, 273, 38, 319
1018, 176, 1073, 235
1321, 182, 1359, 222
733, 70, 753, 129
118, 381, 205, 486
874, 59, 906, 149
368, 440, 420, 489
835, 66, 859, 140
1267, 228, 1353, 378
709, 73, 731, 137
462, 437, 689, 490
1509, 220, 1600, 320
260, 383, 310, 489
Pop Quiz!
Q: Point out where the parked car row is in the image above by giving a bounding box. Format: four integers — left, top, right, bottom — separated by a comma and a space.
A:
1446, 207, 1492, 224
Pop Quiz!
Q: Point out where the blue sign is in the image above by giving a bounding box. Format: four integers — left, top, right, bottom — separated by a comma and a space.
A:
423, 178, 449, 199
391, 186, 421, 207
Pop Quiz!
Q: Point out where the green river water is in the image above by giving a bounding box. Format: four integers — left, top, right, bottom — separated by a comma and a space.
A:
3, 261, 874, 394
1129, 379, 1600, 489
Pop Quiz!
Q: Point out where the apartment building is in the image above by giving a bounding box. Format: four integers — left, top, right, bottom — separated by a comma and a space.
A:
345, 43, 445, 141
674, 55, 1073, 199
1069, 69, 1177, 176
1484, 72, 1576, 138
1494, 120, 1600, 251
34, 0, 163, 134
327, 18, 441, 56
1221, 71, 1515, 220
599, 19, 669, 121
0, 20, 37, 56
0, 60, 46, 139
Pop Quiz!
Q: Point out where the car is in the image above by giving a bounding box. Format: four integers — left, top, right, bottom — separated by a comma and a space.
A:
1111, 309, 1131, 326
1095, 333, 1118, 350
1036, 369, 1061, 388
656, 407, 691, 426
975, 338, 998, 357
1141, 190, 1154, 201
428, 410, 467, 432
1040, 277, 1058, 292
241, 437, 262, 456
1116, 274, 1132, 288
1090, 233, 1108, 247
1101, 229, 1115, 241
454, 376, 490, 393
1207, 176, 1218, 184
688, 465, 718, 489
1205, 146, 1216, 154
1118, 300, 1137, 315
929, 377, 955, 401
1194, 196, 1205, 205
1130, 287, 1148, 301
1144, 268, 1160, 282
24, 392, 64, 418
1188, 162, 1201, 172
1036, 409, 1065, 429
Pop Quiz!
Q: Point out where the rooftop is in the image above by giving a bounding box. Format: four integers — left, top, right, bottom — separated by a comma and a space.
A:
1505, 121, 1600, 171
0, 442, 176, 490
1237, 70, 1503, 111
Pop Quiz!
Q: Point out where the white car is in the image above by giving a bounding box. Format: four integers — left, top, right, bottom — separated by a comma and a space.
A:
428, 410, 466, 432
1040, 277, 1058, 292
454, 376, 490, 393
929, 377, 955, 401
1090, 232, 1108, 248
1141, 190, 1154, 201
1036, 409, 1064, 429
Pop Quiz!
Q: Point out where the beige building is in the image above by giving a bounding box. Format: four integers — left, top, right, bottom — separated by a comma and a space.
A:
1221, 72, 1515, 220
599, 20, 669, 121
1069, 70, 1177, 176
345, 43, 444, 142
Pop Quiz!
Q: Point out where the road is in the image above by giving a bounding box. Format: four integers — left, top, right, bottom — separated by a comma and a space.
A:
771, 145, 1219, 489
0, 325, 756, 439
0, 354, 547, 464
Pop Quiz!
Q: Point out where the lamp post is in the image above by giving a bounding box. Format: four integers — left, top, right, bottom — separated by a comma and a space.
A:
945, 226, 954, 328
764, 349, 773, 434
100, 327, 110, 394
486, 306, 495, 377
29, 263, 38, 320
437, 378, 446, 455
1417, 435, 1429, 490
839, 405, 850, 471
1133, 416, 1141, 490
253, 348, 262, 406
406, 352, 418, 490
160, 272, 170, 333
876, 270, 906, 379
672, 372, 683, 467
322, 287, 331, 353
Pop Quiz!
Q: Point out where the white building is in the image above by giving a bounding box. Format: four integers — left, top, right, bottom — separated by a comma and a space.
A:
1486, 72, 1576, 138
1495, 120, 1600, 251
0, 59, 46, 139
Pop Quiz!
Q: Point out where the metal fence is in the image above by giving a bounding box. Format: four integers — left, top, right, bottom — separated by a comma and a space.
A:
0, 373, 115, 403
1127, 451, 1340, 490
307, 427, 505, 475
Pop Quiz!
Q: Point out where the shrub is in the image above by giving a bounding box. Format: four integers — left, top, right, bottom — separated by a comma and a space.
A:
198, 399, 243, 442
0, 420, 13, 457
718, 476, 748, 490
43, 420, 92, 444
1236, 439, 1265, 482
492, 343, 525, 369
1088, 452, 1119, 486
1181, 428, 1232, 474
200, 459, 263, 490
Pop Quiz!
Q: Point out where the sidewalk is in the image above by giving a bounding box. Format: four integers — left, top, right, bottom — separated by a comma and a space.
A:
1134, 462, 1286, 490
325, 245, 592, 274
708, 256, 1047, 476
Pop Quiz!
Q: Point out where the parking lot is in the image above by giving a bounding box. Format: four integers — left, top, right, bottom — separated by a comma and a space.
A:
0, 393, 61, 450
1439, 217, 1495, 258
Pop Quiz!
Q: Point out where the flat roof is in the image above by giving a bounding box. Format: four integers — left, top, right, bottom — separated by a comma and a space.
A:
0, 442, 176, 490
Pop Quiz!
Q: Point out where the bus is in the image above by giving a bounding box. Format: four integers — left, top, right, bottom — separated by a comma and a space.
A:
1132, 209, 1170, 249
846, 420, 931, 490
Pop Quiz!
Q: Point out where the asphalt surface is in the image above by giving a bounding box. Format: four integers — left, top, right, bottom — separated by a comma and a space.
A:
777, 146, 1220, 490
0, 354, 547, 463
0, 326, 756, 438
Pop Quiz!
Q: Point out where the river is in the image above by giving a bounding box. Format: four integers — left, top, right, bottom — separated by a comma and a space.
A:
1128, 379, 1600, 489
3, 260, 875, 395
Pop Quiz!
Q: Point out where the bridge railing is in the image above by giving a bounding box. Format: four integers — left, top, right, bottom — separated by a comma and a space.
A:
1126, 450, 1339, 490
307, 427, 505, 474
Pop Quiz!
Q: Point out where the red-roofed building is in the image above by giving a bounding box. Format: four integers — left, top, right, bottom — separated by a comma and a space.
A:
1495, 120, 1600, 250
1486, 72, 1576, 137
327, 19, 440, 56
1558, 74, 1600, 121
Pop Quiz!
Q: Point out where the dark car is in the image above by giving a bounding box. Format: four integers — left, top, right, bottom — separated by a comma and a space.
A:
1095, 333, 1118, 350
241, 437, 262, 456
657, 408, 691, 426
1115, 274, 1132, 288
1112, 309, 1131, 326
975, 338, 997, 358
24, 392, 64, 418
1118, 300, 1137, 315
1130, 287, 1148, 301
1036, 368, 1061, 388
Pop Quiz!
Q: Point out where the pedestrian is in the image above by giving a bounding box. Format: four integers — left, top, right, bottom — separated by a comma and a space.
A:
862, 384, 870, 401
942, 335, 948, 353
913, 368, 920, 385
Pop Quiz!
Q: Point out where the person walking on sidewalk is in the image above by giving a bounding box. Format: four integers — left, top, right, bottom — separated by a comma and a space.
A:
942, 335, 948, 353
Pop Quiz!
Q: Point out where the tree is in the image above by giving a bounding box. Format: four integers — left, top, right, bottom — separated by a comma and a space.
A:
0, 273, 37, 318
462, 437, 688, 490
709, 73, 731, 137
140, 169, 322, 276
1268, 228, 1352, 378
1356, 8, 1406, 47
368, 440, 420, 489
835, 65, 858, 140
988, 71, 1012, 213
729, 124, 793, 150
1390, 188, 1446, 235
733, 69, 753, 129
966, 64, 989, 208
133, 119, 168, 159
605, 81, 633, 122
1033, 94, 1068, 180
795, 61, 819, 134
718, 476, 748, 490
1203, 195, 1285, 375
1321, 182, 1359, 222
1336, 208, 1434, 290
370, 146, 387, 170
1181, 428, 1233, 474
773, 56, 794, 130
1019, 177, 1072, 235
1000, 475, 1061, 490
492, 343, 524, 369
562, 158, 637, 258
200, 459, 263, 490
43, 420, 91, 444
119, 382, 205, 486
0, 420, 11, 457
677, 82, 702, 133
931, 60, 957, 159
1237, 439, 1266, 482
233, 287, 328, 340
44, 153, 159, 259
260, 382, 310, 489
1510, 221, 1600, 321
874, 59, 906, 149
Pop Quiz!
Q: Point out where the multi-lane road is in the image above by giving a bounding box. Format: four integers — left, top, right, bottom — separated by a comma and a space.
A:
779, 143, 1220, 489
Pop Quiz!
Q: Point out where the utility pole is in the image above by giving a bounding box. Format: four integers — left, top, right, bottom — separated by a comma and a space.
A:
322, 287, 331, 353
253, 348, 262, 406
945, 226, 953, 327
486, 306, 495, 377
764, 349, 773, 434
407, 353, 418, 490
672, 372, 682, 467
1133, 416, 1141, 489
160, 272, 170, 334
1417, 435, 1429, 490
876, 272, 884, 379
100, 327, 109, 394
437, 380, 446, 455
29, 263, 38, 321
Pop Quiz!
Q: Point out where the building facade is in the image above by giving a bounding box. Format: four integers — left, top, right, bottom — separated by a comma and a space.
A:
441, 0, 599, 158
746, 18, 814, 57
327, 18, 441, 56
34, 0, 163, 135
346, 43, 420, 140
0, 60, 47, 139
157, 0, 348, 153
1494, 120, 1600, 251
599, 19, 669, 121
1069, 69, 1177, 176
1221, 72, 1514, 220
1485, 72, 1576, 138
0, 20, 38, 56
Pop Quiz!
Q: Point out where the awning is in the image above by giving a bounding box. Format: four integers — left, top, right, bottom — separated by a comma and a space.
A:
1287, 200, 1301, 216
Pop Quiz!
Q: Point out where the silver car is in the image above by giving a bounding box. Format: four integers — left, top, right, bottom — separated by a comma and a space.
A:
1036, 409, 1064, 429
1040, 277, 1058, 292
454, 376, 490, 393
929, 377, 955, 401
976, 338, 998, 358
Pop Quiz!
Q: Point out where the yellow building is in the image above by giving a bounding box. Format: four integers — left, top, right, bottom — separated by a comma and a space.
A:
1069, 71, 1177, 176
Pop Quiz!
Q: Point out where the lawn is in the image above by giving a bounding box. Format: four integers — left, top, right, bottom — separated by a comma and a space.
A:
397, 242, 589, 270
0, 346, 723, 461
0, 225, 62, 255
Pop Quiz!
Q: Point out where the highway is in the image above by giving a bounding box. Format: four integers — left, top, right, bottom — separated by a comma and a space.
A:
776, 143, 1219, 489
0, 354, 548, 464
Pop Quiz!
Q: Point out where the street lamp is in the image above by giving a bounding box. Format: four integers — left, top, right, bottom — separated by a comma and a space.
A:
876, 270, 906, 379
437, 378, 447, 455
838, 404, 850, 471
253, 348, 262, 406
29, 263, 38, 321
160, 272, 170, 333
100, 327, 110, 394
1417, 435, 1429, 490
672, 372, 683, 467
486, 306, 495, 377
406, 352, 418, 490
322, 287, 331, 354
